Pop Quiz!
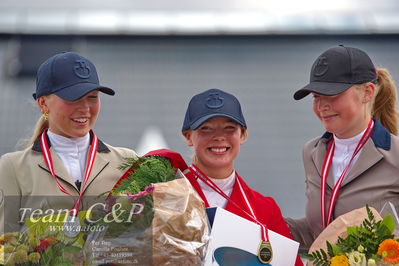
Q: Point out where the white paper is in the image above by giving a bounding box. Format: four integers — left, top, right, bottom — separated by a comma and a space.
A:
205, 207, 299, 266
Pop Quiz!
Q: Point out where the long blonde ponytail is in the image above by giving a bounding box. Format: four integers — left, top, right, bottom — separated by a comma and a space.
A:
372, 68, 399, 136
27, 116, 49, 147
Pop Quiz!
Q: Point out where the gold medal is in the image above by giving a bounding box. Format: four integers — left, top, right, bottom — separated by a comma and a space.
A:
258, 240, 273, 264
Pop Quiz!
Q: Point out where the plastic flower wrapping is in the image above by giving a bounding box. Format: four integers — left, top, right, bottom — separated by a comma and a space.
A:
303, 205, 399, 266
83, 151, 210, 265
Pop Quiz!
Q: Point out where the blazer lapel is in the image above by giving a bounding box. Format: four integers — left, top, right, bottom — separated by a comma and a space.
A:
311, 137, 335, 189
312, 136, 384, 189
38, 149, 78, 192
81, 152, 109, 194
341, 138, 383, 187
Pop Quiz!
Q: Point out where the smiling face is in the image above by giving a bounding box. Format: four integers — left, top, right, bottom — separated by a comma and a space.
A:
183, 116, 246, 179
312, 84, 374, 139
37, 90, 100, 138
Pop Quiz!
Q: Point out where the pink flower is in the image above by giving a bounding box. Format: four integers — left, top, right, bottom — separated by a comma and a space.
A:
127, 186, 154, 201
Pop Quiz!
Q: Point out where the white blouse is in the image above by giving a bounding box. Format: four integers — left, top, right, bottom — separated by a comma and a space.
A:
47, 130, 90, 184
198, 170, 236, 208
332, 129, 366, 184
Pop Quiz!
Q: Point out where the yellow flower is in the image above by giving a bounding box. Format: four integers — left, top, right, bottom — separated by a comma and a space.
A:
4, 244, 15, 253
18, 244, 29, 252
28, 234, 40, 249
367, 258, 377, 266
2, 233, 16, 242
0, 245, 4, 265
331, 254, 349, 266
11, 249, 28, 264
377, 239, 399, 264
28, 252, 41, 263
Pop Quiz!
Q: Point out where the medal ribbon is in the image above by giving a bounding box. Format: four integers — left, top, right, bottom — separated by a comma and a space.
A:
320, 119, 374, 227
40, 128, 98, 216
190, 164, 269, 242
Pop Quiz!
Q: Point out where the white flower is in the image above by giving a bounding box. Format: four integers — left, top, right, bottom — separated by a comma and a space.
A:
346, 251, 366, 266
367, 258, 377, 266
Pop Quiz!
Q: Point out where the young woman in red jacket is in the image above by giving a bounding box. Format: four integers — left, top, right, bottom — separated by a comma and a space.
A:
181, 88, 303, 266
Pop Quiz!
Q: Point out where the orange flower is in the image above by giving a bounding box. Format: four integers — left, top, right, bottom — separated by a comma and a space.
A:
377, 239, 399, 264
330, 254, 349, 266
41, 237, 58, 245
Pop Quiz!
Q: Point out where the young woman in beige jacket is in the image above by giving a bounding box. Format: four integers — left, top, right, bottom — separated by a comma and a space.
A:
0, 52, 136, 234
286, 45, 399, 249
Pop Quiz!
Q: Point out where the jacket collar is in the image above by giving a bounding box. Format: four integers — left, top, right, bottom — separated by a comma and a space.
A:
313, 118, 388, 189
32, 130, 110, 153
316, 119, 391, 150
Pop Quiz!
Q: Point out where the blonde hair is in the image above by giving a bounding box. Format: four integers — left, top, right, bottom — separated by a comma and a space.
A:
27, 115, 49, 147
239, 127, 249, 142
371, 68, 399, 135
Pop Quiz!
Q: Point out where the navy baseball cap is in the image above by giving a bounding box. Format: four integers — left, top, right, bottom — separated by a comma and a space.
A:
33, 51, 114, 101
182, 88, 247, 131
294, 45, 377, 100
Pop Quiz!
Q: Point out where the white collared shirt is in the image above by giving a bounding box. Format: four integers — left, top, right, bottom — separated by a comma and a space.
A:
198, 170, 236, 208
332, 129, 366, 184
47, 130, 90, 183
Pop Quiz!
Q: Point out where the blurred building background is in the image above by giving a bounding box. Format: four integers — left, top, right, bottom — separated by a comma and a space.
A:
0, 0, 399, 219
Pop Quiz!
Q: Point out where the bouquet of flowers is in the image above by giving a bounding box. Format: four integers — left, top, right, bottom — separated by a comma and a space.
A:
84, 149, 210, 265
303, 205, 398, 266
1, 203, 90, 265
0, 231, 80, 265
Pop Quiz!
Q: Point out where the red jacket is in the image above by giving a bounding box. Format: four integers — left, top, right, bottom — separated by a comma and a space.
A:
145, 149, 303, 266
185, 170, 303, 266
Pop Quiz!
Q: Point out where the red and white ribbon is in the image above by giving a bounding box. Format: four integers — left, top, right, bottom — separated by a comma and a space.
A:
40, 128, 98, 216
320, 119, 374, 227
190, 164, 269, 242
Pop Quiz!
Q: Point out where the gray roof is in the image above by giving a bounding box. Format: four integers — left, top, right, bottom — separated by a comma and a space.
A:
1, 0, 399, 34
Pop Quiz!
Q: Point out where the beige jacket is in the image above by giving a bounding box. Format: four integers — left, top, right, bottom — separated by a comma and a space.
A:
0, 134, 136, 233
286, 120, 399, 249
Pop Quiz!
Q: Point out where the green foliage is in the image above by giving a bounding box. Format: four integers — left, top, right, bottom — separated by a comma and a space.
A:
326, 242, 341, 258
38, 239, 77, 266
303, 205, 395, 265
335, 205, 394, 258
302, 249, 330, 266
52, 256, 75, 266
98, 194, 155, 238
95, 155, 177, 237
113, 156, 176, 195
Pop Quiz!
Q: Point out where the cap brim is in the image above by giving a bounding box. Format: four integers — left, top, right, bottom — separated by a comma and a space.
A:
54, 83, 115, 101
293, 82, 353, 100
190, 113, 246, 130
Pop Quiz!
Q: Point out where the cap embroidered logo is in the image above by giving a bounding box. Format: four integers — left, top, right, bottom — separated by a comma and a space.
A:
206, 92, 224, 109
293, 45, 377, 100
313, 56, 328, 77
73, 59, 91, 78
